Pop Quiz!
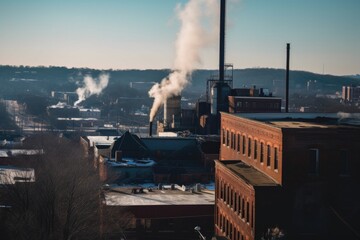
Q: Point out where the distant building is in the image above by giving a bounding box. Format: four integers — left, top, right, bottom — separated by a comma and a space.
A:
216, 112, 360, 240
79, 108, 101, 118
0, 166, 35, 185
342, 85, 360, 103
101, 184, 215, 240
228, 87, 281, 114
51, 91, 78, 105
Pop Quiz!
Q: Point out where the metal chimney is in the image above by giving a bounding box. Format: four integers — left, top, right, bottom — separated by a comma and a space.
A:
285, 43, 290, 113
149, 121, 153, 137
219, 0, 226, 83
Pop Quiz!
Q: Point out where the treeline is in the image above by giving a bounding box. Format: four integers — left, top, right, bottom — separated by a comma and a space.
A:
1, 65, 359, 99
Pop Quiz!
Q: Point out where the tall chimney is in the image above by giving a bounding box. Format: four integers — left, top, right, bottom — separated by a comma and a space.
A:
285, 43, 290, 113
219, 0, 226, 83
149, 121, 153, 137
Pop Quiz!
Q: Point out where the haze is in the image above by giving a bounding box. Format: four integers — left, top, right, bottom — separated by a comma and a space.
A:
0, 0, 359, 75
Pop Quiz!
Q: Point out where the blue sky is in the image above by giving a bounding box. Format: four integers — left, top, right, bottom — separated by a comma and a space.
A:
0, 0, 359, 75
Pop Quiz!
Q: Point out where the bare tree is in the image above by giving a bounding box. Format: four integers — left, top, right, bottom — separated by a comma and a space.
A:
1, 134, 101, 240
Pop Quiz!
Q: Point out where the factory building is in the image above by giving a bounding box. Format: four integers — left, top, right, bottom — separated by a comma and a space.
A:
342, 85, 360, 104
215, 113, 360, 240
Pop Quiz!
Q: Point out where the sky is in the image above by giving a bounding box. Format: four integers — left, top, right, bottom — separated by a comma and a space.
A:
0, 0, 359, 76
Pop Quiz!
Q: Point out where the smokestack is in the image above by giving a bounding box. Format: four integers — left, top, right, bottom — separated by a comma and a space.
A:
285, 43, 290, 113
219, 0, 226, 83
149, 121, 153, 137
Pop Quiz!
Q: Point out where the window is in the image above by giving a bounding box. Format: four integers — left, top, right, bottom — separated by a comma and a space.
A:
230, 132, 234, 149
254, 140, 258, 160
267, 144, 271, 167
242, 136, 246, 154
234, 192, 238, 212
260, 142, 264, 163
248, 137, 252, 157
246, 201, 250, 223
309, 148, 319, 175
241, 198, 245, 219
232, 132, 236, 150
274, 147, 278, 170
222, 128, 225, 144
226, 130, 230, 147
339, 149, 350, 176
220, 182, 224, 200
237, 134, 241, 152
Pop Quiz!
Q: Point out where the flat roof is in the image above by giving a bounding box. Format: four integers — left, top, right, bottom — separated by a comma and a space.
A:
232, 96, 282, 100
104, 185, 215, 206
220, 161, 278, 187
223, 112, 360, 128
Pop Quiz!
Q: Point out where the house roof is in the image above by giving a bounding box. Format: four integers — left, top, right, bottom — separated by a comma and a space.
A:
111, 131, 150, 158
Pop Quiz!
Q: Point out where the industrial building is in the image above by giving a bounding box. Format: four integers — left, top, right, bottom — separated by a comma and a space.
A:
215, 112, 360, 240
101, 184, 215, 240
342, 85, 360, 104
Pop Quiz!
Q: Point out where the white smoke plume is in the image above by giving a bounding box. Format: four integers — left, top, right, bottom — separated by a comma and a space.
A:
148, 0, 219, 122
74, 73, 109, 106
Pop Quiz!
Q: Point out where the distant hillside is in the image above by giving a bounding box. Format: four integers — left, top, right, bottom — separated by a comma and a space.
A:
0, 65, 359, 99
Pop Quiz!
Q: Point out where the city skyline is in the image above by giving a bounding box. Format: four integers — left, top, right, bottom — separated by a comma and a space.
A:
0, 0, 359, 76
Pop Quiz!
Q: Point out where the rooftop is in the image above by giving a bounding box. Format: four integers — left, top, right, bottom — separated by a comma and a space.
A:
0, 166, 35, 184
104, 184, 215, 206
220, 161, 278, 187
0, 149, 43, 158
85, 136, 120, 147
224, 112, 360, 128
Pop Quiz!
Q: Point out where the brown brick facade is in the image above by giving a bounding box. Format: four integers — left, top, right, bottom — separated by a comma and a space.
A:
216, 113, 360, 240
220, 113, 283, 184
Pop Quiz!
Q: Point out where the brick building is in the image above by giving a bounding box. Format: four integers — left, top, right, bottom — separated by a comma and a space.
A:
215, 113, 360, 240
101, 184, 215, 240
228, 87, 281, 114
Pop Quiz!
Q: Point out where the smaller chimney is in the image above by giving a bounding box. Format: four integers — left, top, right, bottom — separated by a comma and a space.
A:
286, 43, 290, 113
149, 121, 153, 137
115, 151, 122, 162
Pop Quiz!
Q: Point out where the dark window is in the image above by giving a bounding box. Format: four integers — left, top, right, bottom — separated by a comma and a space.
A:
222, 128, 225, 144
246, 201, 250, 223
309, 148, 319, 175
241, 198, 245, 219
248, 137, 252, 157
260, 142, 264, 163
254, 140, 258, 160
237, 134, 241, 152
274, 147, 278, 170
226, 130, 230, 147
267, 144, 271, 167
339, 149, 350, 176
230, 132, 234, 149
232, 133, 236, 150
242, 136, 246, 154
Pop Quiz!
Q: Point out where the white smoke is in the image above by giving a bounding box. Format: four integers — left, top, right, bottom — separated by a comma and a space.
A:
74, 73, 109, 106
148, 0, 219, 122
